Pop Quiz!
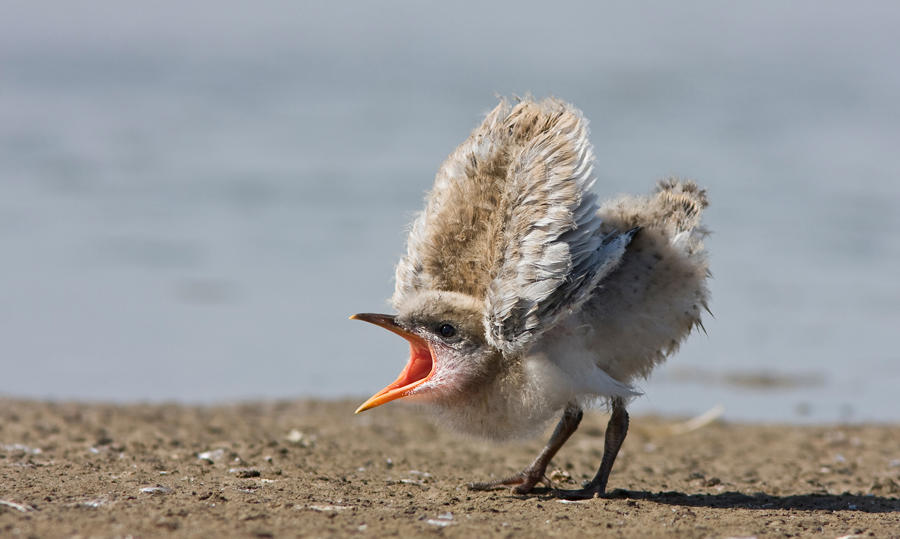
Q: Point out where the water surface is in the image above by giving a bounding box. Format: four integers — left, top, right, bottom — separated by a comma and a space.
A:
1, 1, 898, 423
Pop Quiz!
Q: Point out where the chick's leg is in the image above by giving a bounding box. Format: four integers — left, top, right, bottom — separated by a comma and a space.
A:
556, 397, 629, 500
469, 405, 583, 494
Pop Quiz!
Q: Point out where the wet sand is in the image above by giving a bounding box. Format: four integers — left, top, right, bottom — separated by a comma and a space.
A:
2, 397, 899, 538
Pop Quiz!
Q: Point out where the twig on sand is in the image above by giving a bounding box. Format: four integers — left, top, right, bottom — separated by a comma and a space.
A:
0, 499, 36, 513
667, 404, 726, 436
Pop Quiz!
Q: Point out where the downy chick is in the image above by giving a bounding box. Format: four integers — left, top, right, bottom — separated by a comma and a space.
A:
351, 97, 710, 499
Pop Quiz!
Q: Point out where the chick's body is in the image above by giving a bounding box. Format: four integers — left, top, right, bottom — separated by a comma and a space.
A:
353, 97, 710, 498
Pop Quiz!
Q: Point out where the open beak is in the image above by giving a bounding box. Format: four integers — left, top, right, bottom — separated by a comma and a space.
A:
350, 313, 435, 413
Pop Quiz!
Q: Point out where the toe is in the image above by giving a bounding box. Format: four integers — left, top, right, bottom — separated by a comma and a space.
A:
554, 485, 603, 500
511, 483, 533, 495
469, 478, 522, 491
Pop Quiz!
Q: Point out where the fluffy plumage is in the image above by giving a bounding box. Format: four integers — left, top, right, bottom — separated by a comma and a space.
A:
354, 96, 710, 498
394, 99, 635, 354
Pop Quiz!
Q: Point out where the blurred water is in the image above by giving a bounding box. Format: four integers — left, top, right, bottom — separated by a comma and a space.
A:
1, 1, 898, 422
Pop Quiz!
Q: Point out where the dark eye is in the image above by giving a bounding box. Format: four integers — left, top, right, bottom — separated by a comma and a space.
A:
438, 323, 456, 338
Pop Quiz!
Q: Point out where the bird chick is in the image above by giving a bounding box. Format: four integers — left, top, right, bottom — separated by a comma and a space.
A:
351, 97, 710, 499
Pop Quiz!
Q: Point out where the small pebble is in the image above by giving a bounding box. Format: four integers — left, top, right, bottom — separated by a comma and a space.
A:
198, 449, 225, 462
140, 485, 173, 495
229, 468, 261, 478
308, 505, 350, 512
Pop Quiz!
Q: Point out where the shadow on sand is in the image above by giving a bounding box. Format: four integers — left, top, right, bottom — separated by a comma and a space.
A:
520, 488, 900, 513
606, 489, 899, 513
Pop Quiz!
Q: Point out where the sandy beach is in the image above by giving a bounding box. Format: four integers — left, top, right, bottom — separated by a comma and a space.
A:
2, 398, 899, 538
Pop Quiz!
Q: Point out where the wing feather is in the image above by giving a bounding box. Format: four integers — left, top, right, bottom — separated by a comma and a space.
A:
391, 96, 635, 355
484, 100, 634, 354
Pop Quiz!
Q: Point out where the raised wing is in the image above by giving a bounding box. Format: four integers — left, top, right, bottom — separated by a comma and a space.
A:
391, 97, 633, 355
483, 100, 634, 354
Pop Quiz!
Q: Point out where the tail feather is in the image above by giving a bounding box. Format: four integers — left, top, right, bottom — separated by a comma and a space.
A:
653, 178, 709, 235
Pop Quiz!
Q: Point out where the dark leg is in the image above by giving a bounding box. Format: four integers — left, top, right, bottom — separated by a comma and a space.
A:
556, 397, 629, 500
469, 405, 583, 494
